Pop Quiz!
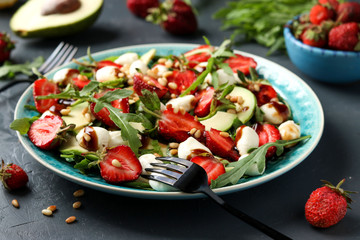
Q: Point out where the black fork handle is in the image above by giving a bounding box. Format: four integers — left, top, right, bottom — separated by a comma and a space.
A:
200, 186, 292, 240
0, 79, 34, 93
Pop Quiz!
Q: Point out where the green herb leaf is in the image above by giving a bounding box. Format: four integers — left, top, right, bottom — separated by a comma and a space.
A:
210, 135, 311, 188
97, 88, 133, 103
0, 56, 44, 79
10, 116, 39, 135
139, 89, 161, 112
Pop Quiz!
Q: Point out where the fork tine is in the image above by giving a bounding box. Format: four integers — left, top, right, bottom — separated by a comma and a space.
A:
64, 46, 78, 63
142, 174, 177, 186
145, 168, 182, 179
41, 43, 73, 73
150, 163, 187, 173
38, 42, 65, 73
155, 157, 193, 167
51, 45, 77, 70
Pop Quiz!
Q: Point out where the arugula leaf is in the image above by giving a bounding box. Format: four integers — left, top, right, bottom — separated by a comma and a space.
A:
0, 56, 44, 79
98, 88, 133, 103
10, 116, 39, 135
210, 135, 311, 188
213, 0, 316, 55
139, 89, 161, 112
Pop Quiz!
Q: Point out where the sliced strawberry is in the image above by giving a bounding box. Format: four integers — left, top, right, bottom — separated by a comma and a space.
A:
185, 45, 213, 68
190, 155, 225, 185
100, 145, 142, 184
224, 54, 257, 76
158, 105, 205, 142
96, 60, 122, 70
133, 73, 168, 98
254, 123, 281, 158
28, 115, 65, 150
72, 75, 91, 90
251, 84, 278, 106
194, 87, 215, 117
90, 89, 130, 128
33, 78, 60, 114
205, 128, 240, 162
167, 69, 197, 96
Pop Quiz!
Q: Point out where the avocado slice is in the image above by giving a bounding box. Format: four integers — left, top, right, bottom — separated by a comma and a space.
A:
59, 135, 88, 155
227, 86, 257, 124
10, 0, 103, 38
200, 111, 237, 131
62, 102, 92, 133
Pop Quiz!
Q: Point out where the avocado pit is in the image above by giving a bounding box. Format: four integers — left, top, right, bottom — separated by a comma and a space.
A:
41, 0, 81, 15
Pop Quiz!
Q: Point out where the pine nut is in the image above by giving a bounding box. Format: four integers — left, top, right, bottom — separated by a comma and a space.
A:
169, 142, 179, 149
254, 84, 260, 92
73, 201, 82, 209
194, 115, 198, 121
65, 216, 76, 224
147, 80, 156, 87
47, 205, 57, 212
219, 132, 230, 138
42, 209, 53, 216
143, 76, 151, 82
78, 75, 88, 82
165, 60, 173, 68
194, 130, 202, 139
170, 149, 178, 156
235, 103, 243, 112
158, 77, 168, 86
83, 133, 91, 142
81, 107, 89, 115
237, 96, 244, 105
162, 71, 173, 78
11, 199, 19, 208
111, 159, 122, 168
127, 79, 134, 85
147, 70, 157, 78
230, 96, 238, 103
227, 109, 237, 114
153, 153, 161, 157
60, 108, 71, 116
118, 72, 125, 78
158, 58, 167, 64
190, 128, 197, 135
225, 95, 231, 100
73, 189, 85, 198
84, 113, 92, 122
173, 107, 179, 114
168, 82, 178, 90
170, 93, 176, 99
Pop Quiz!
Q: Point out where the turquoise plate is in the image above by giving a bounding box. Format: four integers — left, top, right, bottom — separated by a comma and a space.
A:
15, 44, 324, 199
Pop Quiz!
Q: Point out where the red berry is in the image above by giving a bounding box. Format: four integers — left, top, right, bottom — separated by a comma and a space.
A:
305, 179, 354, 228
33, 78, 61, 114
328, 22, 360, 51
166, 69, 197, 96
223, 53, 257, 76
133, 73, 168, 98
336, 2, 360, 23
318, 0, 339, 10
205, 128, 240, 162
254, 123, 281, 158
190, 155, 225, 185
127, 0, 159, 18
194, 87, 215, 117
301, 26, 327, 48
309, 4, 335, 25
185, 45, 214, 68
0, 160, 29, 191
250, 84, 278, 107
0, 32, 15, 63
100, 145, 142, 184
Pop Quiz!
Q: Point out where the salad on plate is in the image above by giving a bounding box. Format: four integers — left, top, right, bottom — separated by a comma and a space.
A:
11, 39, 310, 192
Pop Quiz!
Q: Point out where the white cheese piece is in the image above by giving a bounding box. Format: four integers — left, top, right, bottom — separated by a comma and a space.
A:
260, 102, 286, 125
39, 110, 55, 119
139, 154, 177, 192
178, 137, 212, 160
108, 131, 128, 147
76, 126, 110, 151
166, 95, 195, 112
129, 60, 149, 77
52, 68, 79, 84
95, 66, 120, 82
151, 64, 168, 77
114, 52, 139, 65
279, 120, 301, 141
205, 69, 239, 86
236, 126, 259, 156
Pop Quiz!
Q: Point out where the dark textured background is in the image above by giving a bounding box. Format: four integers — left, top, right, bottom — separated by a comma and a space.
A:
1, 1, 360, 239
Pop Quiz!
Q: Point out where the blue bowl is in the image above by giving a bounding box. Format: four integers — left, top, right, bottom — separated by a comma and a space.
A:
284, 19, 360, 84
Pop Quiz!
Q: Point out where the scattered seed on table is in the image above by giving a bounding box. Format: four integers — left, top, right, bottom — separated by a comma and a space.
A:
73, 189, 85, 197
11, 199, 19, 208
42, 209, 53, 216
47, 205, 57, 212
73, 201, 82, 209
65, 216, 76, 224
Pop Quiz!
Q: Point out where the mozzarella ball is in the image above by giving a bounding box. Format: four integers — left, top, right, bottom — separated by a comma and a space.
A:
260, 102, 288, 125
108, 131, 128, 147
279, 120, 300, 141
95, 66, 121, 82
114, 52, 139, 65
178, 137, 212, 160
129, 60, 149, 77
205, 69, 239, 86
166, 95, 196, 112
139, 154, 177, 192
52, 68, 79, 85
76, 126, 110, 151
151, 64, 168, 77
40, 110, 55, 119
236, 126, 259, 156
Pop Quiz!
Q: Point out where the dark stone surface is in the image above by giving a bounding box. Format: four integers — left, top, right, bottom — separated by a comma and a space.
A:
0, 1, 359, 239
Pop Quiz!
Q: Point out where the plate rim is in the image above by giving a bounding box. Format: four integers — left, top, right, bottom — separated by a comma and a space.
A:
14, 43, 324, 199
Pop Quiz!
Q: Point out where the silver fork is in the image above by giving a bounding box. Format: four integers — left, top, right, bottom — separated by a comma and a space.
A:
144, 156, 292, 240
0, 42, 78, 93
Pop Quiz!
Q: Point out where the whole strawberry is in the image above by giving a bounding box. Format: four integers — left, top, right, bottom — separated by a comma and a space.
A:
301, 25, 327, 48
336, 2, 360, 23
146, 0, 197, 35
0, 160, 28, 191
127, 0, 159, 19
0, 32, 15, 63
309, 4, 335, 25
328, 22, 360, 51
305, 179, 355, 228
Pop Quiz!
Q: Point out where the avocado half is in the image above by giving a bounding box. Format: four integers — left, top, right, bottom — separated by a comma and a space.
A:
10, 0, 103, 38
